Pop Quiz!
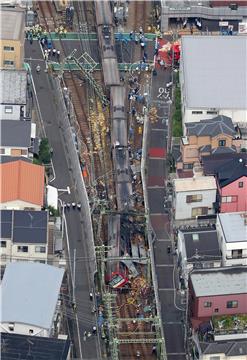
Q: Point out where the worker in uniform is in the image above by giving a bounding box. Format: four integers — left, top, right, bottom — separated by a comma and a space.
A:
52, 48, 57, 56
92, 326, 97, 335
36, 64, 41, 73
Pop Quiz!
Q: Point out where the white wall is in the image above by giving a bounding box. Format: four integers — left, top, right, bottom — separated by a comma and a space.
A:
0, 104, 26, 120
0, 322, 49, 337
201, 353, 247, 360
0, 200, 41, 210
174, 189, 216, 220
0, 146, 28, 157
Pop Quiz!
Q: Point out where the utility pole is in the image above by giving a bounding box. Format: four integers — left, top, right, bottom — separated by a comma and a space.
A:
72, 248, 76, 304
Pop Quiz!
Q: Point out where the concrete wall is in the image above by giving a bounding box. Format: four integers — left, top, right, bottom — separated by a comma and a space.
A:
0, 146, 28, 157
0, 200, 41, 211
0, 104, 26, 120
0, 39, 24, 70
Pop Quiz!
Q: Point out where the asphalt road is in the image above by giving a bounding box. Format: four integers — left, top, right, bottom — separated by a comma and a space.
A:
24, 40, 101, 360
147, 63, 186, 359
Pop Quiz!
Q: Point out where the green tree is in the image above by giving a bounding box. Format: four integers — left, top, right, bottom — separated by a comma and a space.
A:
39, 138, 51, 164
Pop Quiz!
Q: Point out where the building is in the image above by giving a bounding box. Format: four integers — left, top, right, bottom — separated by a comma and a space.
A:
161, 1, 247, 32
173, 176, 217, 221
197, 340, 247, 360
0, 69, 31, 120
0, 8, 25, 69
177, 115, 242, 171
0, 120, 31, 158
202, 153, 247, 212
0, 262, 64, 337
177, 226, 221, 286
189, 267, 247, 328
0, 159, 45, 210
0, 332, 71, 360
179, 36, 247, 128
0, 209, 49, 269
217, 213, 247, 267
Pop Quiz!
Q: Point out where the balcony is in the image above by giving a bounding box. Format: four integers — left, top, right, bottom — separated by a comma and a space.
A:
212, 314, 247, 341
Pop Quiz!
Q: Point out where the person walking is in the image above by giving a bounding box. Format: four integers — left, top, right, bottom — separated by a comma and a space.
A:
56, 50, 60, 61
89, 292, 93, 301
36, 64, 41, 73
136, 350, 141, 358
92, 326, 97, 335
83, 331, 87, 341
52, 48, 57, 56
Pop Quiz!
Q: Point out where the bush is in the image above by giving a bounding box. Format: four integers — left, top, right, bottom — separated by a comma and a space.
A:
39, 138, 51, 164
172, 86, 182, 137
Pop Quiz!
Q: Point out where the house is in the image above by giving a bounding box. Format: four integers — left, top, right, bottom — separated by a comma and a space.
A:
173, 176, 217, 221
0, 262, 64, 337
189, 267, 247, 329
179, 36, 247, 128
177, 226, 221, 287
0, 332, 71, 360
216, 213, 247, 267
197, 340, 247, 360
203, 153, 247, 213
0, 159, 45, 210
0, 69, 31, 120
0, 120, 31, 158
0, 209, 49, 269
177, 115, 242, 171
0, 8, 25, 69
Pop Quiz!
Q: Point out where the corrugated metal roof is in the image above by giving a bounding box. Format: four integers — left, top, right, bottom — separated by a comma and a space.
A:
0, 8, 24, 40
0, 70, 27, 104
0, 262, 64, 329
181, 36, 247, 109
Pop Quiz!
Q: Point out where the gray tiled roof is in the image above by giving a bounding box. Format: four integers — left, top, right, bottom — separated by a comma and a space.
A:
186, 115, 235, 137
201, 340, 247, 356
0, 70, 27, 104
0, 120, 31, 147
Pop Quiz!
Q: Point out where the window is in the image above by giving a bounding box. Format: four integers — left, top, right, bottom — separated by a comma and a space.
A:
218, 139, 226, 147
35, 246, 46, 253
214, 308, 219, 313
192, 207, 208, 217
21, 149, 28, 155
0, 241, 6, 248
183, 163, 193, 170
186, 194, 203, 203
17, 246, 28, 253
3, 46, 14, 51
232, 249, 242, 259
0, 149, 5, 154
29, 329, 33, 334
227, 300, 238, 308
192, 111, 203, 114
206, 111, 218, 115
3, 60, 14, 66
221, 196, 237, 203
204, 301, 212, 308
8, 323, 15, 331
4, 106, 13, 114
239, 181, 244, 188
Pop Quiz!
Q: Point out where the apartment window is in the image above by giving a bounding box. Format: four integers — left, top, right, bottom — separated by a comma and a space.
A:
239, 181, 244, 188
17, 246, 28, 253
232, 249, 242, 259
21, 149, 28, 155
183, 163, 193, 170
221, 196, 237, 203
35, 246, 46, 253
3, 60, 14, 66
206, 111, 218, 115
214, 308, 219, 313
191, 207, 208, 217
227, 300, 238, 308
192, 111, 203, 114
218, 139, 226, 147
204, 301, 212, 308
186, 194, 203, 203
0, 149, 5, 154
0, 241, 6, 248
3, 46, 14, 51
4, 106, 13, 114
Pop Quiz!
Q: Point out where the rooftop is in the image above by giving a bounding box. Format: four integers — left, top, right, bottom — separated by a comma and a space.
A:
186, 116, 236, 137
0, 120, 31, 147
0, 262, 64, 329
0, 333, 70, 360
0, 160, 44, 206
217, 156, 247, 187
202, 153, 247, 175
0, 8, 25, 41
0, 209, 48, 244
174, 176, 217, 192
218, 213, 247, 243
200, 340, 247, 357
0, 70, 27, 105
190, 267, 247, 297
181, 36, 247, 109
180, 228, 221, 262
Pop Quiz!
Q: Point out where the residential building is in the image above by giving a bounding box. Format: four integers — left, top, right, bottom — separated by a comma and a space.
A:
177, 115, 242, 171
0, 120, 31, 158
177, 226, 221, 287
0, 262, 64, 337
189, 267, 247, 328
202, 153, 247, 212
0, 209, 49, 269
0, 8, 25, 69
0, 69, 31, 120
0, 159, 44, 210
217, 213, 247, 267
197, 340, 247, 360
173, 176, 217, 221
0, 332, 71, 360
161, 1, 247, 31
179, 36, 247, 128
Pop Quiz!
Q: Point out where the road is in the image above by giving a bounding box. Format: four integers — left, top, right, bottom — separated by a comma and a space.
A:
146, 60, 187, 359
24, 40, 101, 360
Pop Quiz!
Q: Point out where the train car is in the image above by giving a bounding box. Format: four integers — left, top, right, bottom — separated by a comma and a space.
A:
111, 86, 127, 145
98, 25, 117, 59
94, 0, 113, 26
102, 58, 120, 86
110, 86, 125, 114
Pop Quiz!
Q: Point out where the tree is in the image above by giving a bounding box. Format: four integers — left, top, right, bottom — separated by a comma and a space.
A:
38, 138, 51, 164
